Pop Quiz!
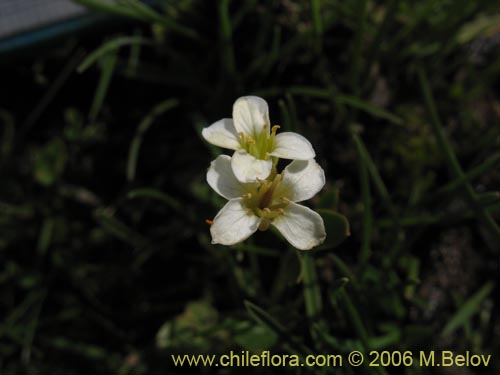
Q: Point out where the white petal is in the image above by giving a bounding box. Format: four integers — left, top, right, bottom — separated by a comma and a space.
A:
270, 132, 315, 160
276, 159, 325, 202
207, 155, 251, 200
232, 96, 270, 137
271, 202, 326, 250
231, 150, 273, 183
202, 118, 240, 150
210, 198, 261, 245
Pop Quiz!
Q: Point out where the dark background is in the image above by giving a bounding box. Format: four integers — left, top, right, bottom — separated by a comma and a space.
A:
1, 0, 499, 374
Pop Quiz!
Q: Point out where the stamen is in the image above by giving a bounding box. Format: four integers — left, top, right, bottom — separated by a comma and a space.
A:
271, 125, 280, 135
205, 219, 214, 225
280, 197, 290, 203
247, 136, 256, 144
278, 208, 285, 214
241, 193, 252, 199
263, 208, 271, 214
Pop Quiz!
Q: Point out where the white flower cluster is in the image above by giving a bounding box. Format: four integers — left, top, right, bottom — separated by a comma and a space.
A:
202, 96, 326, 250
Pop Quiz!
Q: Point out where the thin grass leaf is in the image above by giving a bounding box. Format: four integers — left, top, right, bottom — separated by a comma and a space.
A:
311, 0, 323, 52
278, 86, 404, 124
75, 0, 198, 39
127, 98, 178, 181
74, 0, 144, 19
127, 188, 182, 213
354, 136, 373, 264
352, 133, 399, 224
278, 99, 293, 131
338, 288, 370, 350
218, 0, 235, 76
339, 95, 404, 125
89, 48, 118, 121
126, 30, 143, 76
77, 36, 150, 73
456, 14, 500, 44
0, 201, 34, 218
301, 252, 322, 322
418, 66, 500, 243
244, 300, 313, 356
94, 208, 147, 248
478, 192, 500, 208
284, 93, 299, 132
327, 254, 358, 291
433, 152, 500, 198
441, 282, 495, 337
21, 289, 46, 364
37, 218, 54, 256
19, 49, 84, 141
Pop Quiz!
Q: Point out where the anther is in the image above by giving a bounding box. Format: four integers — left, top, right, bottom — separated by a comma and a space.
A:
205, 219, 214, 225
241, 193, 252, 199
271, 125, 280, 134
263, 208, 271, 214
278, 208, 285, 214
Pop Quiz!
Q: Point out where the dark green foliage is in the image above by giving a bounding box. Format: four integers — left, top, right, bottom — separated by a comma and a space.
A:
1, 0, 499, 374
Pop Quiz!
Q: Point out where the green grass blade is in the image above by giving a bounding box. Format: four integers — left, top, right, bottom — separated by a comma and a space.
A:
126, 98, 178, 181
277, 87, 404, 124
278, 99, 293, 131
244, 300, 313, 356
89, 48, 118, 121
354, 134, 373, 264
338, 288, 370, 350
94, 208, 147, 248
301, 252, 322, 324
340, 95, 404, 125
74, 0, 143, 19
37, 218, 54, 256
127, 188, 182, 213
75, 0, 198, 39
352, 133, 399, 224
418, 66, 500, 242
433, 152, 500, 198
441, 282, 495, 337
311, 0, 323, 52
78, 36, 150, 73
218, 0, 235, 76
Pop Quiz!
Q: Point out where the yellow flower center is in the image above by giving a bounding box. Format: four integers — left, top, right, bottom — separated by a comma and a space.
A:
242, 172, 290, 231
239, 125, 280, 160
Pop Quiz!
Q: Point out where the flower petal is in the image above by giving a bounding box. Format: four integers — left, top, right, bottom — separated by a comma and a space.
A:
231, 150, 273, 183
207, 155, 254, 199
232, 96, 270, 137
202, 118, 240, 150
210, 198, 261, 245
275, 159, 325, 202
270, 132, 315, 160
271, 202, 326, 250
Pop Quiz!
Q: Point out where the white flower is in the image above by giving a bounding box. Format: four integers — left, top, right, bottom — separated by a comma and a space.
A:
207, 155, 326, 250
202, 96, 316, 183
